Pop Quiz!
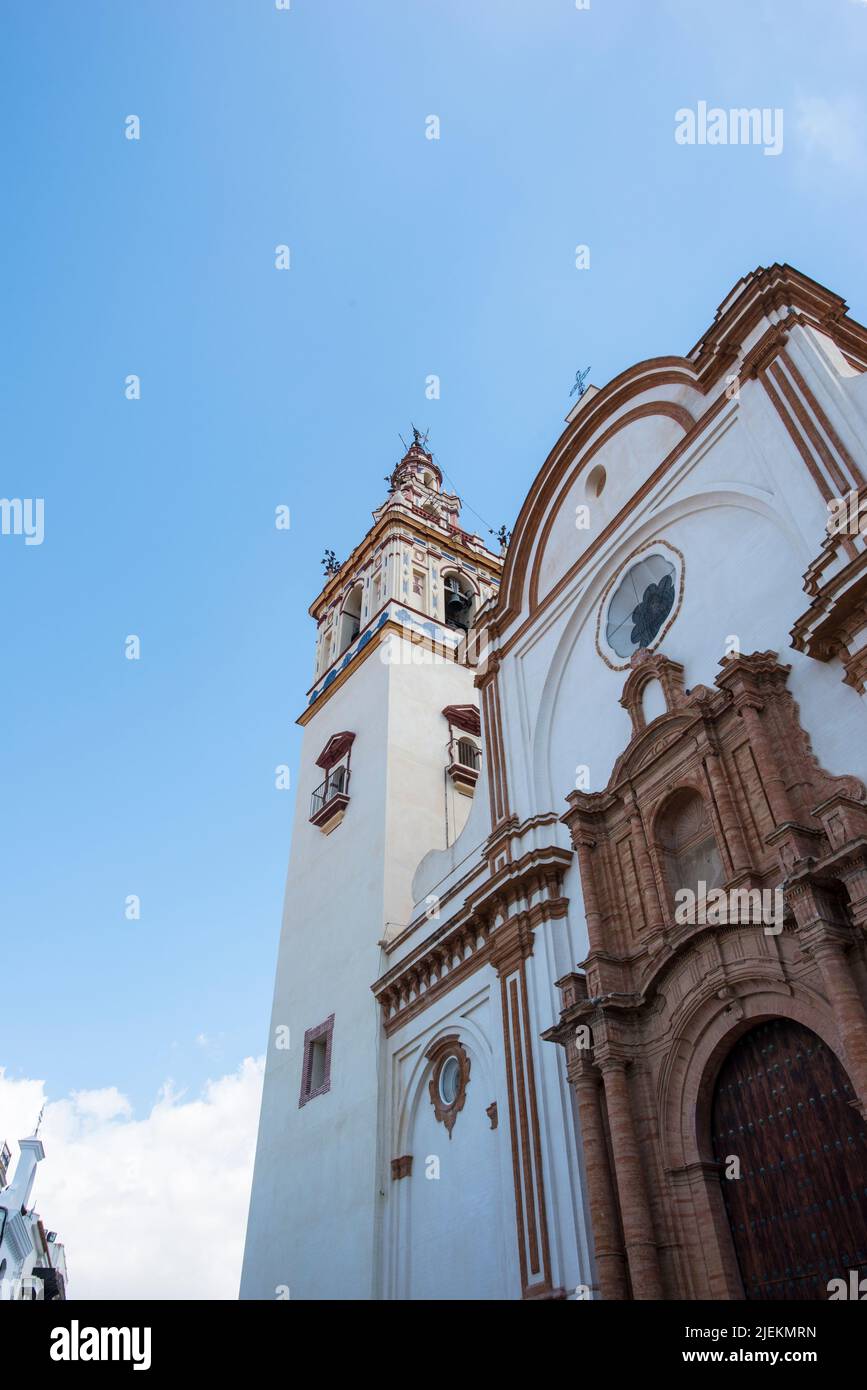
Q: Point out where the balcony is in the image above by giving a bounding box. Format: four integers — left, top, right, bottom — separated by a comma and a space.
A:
447, 738, 481, 796
309, 764, 351, 833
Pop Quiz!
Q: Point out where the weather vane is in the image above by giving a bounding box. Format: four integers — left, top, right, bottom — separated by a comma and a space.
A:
569, 366, 592, 400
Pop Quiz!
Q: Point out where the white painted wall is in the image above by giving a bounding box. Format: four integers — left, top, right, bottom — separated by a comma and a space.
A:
380, 979, 514, 1300
241, 631, 483, 1300
520, 363, 867, 829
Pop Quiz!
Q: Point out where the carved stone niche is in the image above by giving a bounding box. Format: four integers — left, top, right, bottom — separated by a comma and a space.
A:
619, 649, 686, 735
426, 1034, 471, 1140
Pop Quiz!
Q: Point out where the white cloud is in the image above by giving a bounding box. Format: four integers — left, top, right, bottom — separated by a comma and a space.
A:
66, 1087, 133, 1125
0, 1058, 264, 1300
795, 95, 866, 171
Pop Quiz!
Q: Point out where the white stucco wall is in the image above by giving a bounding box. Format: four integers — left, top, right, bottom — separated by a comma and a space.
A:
510, 346, 867, 838
241, 631, 483, 1300
379, 975, 516, 1300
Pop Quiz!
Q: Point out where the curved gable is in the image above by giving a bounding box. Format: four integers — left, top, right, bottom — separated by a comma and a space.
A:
494, 260, 866, 641
496, 357, 703, 630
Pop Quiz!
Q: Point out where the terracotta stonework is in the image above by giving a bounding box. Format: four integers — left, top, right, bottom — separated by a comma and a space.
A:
545, 649, 867, 1299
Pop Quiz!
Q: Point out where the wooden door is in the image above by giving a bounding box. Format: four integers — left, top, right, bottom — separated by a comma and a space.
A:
711, 1018, 867, 1299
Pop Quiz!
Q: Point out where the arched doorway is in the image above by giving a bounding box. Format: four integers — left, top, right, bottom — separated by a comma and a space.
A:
711, 1018, 867, 1299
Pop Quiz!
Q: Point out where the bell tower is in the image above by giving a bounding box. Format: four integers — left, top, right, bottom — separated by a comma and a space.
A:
240, 432, 502, 1300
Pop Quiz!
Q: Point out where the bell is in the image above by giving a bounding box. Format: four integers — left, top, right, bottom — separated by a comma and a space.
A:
445, 582, 471, 631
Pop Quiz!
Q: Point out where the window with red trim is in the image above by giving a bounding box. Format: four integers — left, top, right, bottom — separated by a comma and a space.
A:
299, 1015, 334, 1106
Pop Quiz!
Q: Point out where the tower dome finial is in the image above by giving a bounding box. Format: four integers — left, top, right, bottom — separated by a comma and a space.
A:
388, 426, 441, 494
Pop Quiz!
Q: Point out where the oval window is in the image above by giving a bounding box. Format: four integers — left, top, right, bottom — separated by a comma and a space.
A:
439, 1055, 461, 1106
605, 555, 676, 659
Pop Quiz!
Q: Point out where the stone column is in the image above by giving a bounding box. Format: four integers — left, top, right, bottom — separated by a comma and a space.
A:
738, 699, 795, 827
573, 832, 605, 954
835, 846, 867, 934
804, 931, 867, 1117
597, 1055, 665, 1299
625, 799, 665, 935
788, 873, 867, 1116
569, 1058, 628, 1299
704, 751, 750, 874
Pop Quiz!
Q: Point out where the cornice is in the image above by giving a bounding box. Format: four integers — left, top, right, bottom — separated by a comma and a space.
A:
384, 814, 566, 957
372, 843, 572, 1036
688, 263, 864, 370
299, 609, 477, 725
790, 539, 867, 684
297, 616, 391, 725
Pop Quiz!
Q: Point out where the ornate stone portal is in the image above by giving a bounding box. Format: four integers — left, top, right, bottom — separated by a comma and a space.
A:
544, 648, 867, 1299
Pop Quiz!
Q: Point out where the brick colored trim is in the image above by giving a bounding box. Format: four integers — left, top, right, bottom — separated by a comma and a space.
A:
299, 1014, 335, 1107
316, 731, 355, 771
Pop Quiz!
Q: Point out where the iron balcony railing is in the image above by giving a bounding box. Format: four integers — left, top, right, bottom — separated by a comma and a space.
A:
310, 764, 350, 820
455, 739, 481, 771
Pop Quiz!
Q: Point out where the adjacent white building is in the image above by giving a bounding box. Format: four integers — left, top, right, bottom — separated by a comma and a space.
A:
0, 1134, 68, 1300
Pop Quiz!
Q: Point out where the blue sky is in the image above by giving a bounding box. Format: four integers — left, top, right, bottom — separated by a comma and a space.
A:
3, 0, 867, 1121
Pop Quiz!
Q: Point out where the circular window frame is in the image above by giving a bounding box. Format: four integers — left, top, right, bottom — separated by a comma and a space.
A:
438, 1055, 461, 1105
595, 539, 685, 672
426, 1035, 471, 1139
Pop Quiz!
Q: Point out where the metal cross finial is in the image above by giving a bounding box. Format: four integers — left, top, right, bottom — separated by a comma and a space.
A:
410, 424, 430, 448
569, 366, 592, 400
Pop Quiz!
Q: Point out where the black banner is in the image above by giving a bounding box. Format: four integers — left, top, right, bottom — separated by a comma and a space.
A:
4, 1296, 864, 1377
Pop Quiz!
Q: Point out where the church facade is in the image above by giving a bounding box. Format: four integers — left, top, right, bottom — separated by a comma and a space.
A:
242, 264, 867, 1301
